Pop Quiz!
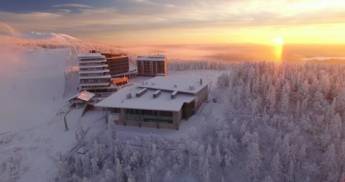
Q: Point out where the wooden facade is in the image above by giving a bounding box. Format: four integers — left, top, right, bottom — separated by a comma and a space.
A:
101, 53, 130, 77
137, 55, 167, 76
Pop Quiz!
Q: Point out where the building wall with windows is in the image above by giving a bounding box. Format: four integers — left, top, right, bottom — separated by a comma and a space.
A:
78, 53, 114, 92
137, 55, 167, 76
102, 53, 130, 77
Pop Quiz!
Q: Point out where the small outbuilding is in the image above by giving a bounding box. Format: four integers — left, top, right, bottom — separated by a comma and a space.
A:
68, 91, 96, 108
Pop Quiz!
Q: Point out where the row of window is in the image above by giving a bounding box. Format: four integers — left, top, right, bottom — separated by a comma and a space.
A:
80, 58, 105, 61
80, 63, 106, 66
126, 115, 173, 124
80, 79, 110, 84
138, 61, 165, 74
126, 109, 173, 117
80, 67, 107, 71
80, 73, 109, 77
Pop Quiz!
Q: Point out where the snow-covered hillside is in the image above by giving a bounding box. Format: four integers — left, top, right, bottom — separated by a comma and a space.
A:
0, 47, 68, 132
0, 46, 83, 182
56, 63, 345, 182
1, 44, 345, 182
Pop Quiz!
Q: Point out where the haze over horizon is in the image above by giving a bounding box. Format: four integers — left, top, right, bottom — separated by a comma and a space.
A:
1, 0, 345, 62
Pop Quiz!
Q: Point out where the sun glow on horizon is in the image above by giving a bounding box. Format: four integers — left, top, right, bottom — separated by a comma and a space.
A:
273, 36, 285, 63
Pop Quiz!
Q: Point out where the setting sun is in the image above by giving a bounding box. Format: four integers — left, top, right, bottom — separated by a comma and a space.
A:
273, 37, 285, 63
273, 37, 285, 46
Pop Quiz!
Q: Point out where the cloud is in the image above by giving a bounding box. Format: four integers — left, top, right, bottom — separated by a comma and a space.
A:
1, 0, 345, 44
52, 3, 93, 9
0, 21, 18, 36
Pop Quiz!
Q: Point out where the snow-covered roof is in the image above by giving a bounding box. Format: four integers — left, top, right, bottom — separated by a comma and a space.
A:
78, 53, 105, 59
96, 75, 208, 111
137, 75, 208, 94
96, 85, 195, 112
137, 55, 166, 62
68, 91, 95, 102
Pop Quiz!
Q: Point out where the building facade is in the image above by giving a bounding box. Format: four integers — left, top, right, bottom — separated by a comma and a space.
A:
137, 55, 167, 76
78, 53, 113, 92
96, 75, 208, 129
101, 53, 130, 77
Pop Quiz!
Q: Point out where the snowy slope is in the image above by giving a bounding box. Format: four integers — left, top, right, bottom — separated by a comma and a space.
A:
0, 46, 83, 182
0, 47, 67, 132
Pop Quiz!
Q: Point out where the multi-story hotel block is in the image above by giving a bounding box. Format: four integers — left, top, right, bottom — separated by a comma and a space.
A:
137, 55, 167, 76
78, 53, 113, 92
101, 53, 130, 77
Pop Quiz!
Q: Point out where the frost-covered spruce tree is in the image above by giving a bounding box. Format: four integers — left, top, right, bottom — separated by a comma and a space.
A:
246, 141, 262, 182
271, 153, 282, 182
261, 176, 273, 182
322, 143, 338, 182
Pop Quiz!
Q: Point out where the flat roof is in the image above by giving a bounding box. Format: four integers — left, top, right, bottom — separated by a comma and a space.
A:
96, 75, 208, 111
96, 85, 195, 112
137, 55, 166, 62
137, 75, 207, 94
78, 53, 105, 59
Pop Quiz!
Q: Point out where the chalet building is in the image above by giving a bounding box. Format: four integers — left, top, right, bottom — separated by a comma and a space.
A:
96, 75, 208, 129
78, 53, 115, 93
101, 53, 130, 77
137, 55, 167, 76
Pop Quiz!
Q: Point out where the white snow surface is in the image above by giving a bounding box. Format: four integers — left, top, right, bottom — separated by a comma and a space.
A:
96, 84, 195, 112
0, 46, 82, 182
0, 46, 224, 182
0, 47, 67, 132
137, 74, 208, 94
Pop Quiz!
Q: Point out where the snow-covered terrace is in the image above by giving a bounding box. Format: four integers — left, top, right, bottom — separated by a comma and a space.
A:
79, 69, 110, 74
78, 59, 106, 64
79, 64, 108, 69
79, 82, 110, 87
79, 75, 111, 79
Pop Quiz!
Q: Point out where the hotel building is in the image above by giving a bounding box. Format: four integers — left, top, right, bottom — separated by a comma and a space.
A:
137, 55, 167, 76
78, 53, 114, 92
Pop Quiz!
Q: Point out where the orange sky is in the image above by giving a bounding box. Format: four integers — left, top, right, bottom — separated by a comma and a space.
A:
1, 0, 345, 62
1, 0, 345, 46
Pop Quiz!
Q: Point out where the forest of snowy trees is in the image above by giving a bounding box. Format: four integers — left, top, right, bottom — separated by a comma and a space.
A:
56, 62, 345, 182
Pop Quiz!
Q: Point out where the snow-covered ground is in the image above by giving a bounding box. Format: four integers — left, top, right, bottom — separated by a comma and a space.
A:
0, 47, 67, 132
0, 46, 83, 181
4, 45, 345, 182
0, 46, 224, 182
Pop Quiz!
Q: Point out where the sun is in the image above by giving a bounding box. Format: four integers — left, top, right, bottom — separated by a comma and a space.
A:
273, 36, 285, 63
273, 36, 285, 46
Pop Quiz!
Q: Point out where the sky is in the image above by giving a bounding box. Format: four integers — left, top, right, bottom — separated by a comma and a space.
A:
1, 0, 345, 46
